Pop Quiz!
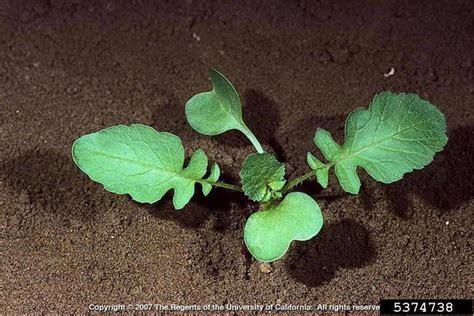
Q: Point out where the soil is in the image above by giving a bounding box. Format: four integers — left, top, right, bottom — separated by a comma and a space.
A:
1, 0, 473, 313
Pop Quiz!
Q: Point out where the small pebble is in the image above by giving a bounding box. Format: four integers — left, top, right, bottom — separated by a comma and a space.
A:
259, 262, 272, 274
384, 67, 395, 78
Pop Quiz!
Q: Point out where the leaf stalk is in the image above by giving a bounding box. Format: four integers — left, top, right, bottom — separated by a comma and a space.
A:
281, 171, 315, 194
209, 181, 243, 192
240, 126, 264, 154
281, 162, 334, 194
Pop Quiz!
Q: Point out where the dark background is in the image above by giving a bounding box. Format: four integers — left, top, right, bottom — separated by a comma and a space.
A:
1, 0, 473, 313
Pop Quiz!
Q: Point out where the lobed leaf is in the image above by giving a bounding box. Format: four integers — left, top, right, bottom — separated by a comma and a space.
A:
244, 192, 324, 262
202, 163, 220, 196
309, 92, 448, 193
72, 124, 218, 209
185, 69, 264, 153
307, 152, 329, 188
240, 153, 285, 202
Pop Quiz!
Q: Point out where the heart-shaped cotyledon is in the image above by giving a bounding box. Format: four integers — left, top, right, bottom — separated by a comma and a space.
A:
244, 192, 324, 262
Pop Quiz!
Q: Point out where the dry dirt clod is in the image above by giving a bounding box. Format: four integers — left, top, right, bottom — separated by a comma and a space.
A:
259, 262, 272, 274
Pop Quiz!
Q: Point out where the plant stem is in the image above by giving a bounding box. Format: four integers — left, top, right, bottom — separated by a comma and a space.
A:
281, 171, 315, 194
211, 181, 243, 192
282, 161, 335, 194
240, 126, 264, 154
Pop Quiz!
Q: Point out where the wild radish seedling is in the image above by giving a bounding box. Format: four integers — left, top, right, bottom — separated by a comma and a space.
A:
72, 69, 448, 262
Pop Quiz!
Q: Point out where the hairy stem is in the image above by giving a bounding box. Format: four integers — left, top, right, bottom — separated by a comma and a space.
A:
282, 161, 334, 194
281, 171, 315, 194
210, 181, 243, 192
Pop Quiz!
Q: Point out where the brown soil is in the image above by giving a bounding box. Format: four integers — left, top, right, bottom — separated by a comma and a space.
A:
1, 0, 473, 313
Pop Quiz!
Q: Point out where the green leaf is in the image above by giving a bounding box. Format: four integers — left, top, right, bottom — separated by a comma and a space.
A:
240, 153, 286, 202
314, 128, 341, 161
72, 124, 217, 209
312, 92, 448, 194
202, 163, 220, 196
306, 153, 329, 188
244, 192, 323, 262
185, 69, 264, 153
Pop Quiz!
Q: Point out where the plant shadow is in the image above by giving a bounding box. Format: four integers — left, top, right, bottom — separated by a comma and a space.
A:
286, 219, 375, 287
209, 89, 286, 160
293, 179, 348, 203
140, 173, 254, 232
294, 114, 347, 141
286, 113, 347, 168
383, 125, 473, 217
150, 93, 189, 136
1, 149, 102, 228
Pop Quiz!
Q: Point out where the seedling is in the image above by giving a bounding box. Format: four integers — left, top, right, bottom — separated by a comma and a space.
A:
72, 69, 448, 262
